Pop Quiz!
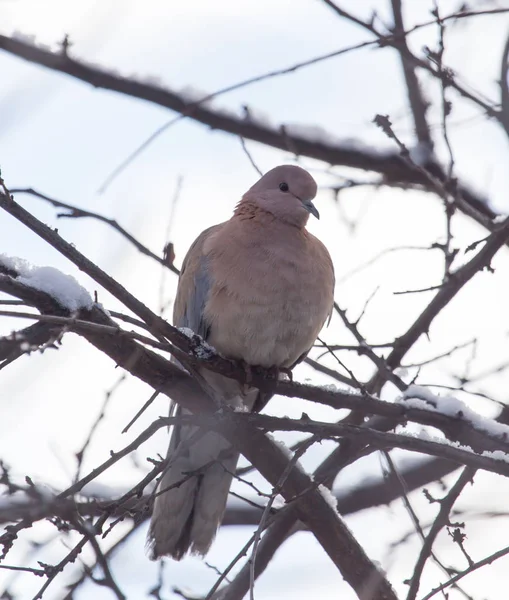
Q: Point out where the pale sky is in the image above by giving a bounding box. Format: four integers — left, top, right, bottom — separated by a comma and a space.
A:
1, 1, 509, 598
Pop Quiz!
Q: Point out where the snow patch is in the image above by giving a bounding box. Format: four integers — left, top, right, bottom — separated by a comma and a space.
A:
266, 433, 294, 459
12, 31, 36, 44
178, 327, 216, 358
286, 123, 392, 155
286, 123, 344, 147
319, 382, 358, 394
178, 326, 196, 339
198, 345, 218, 362
0, 254, 92, 312
11, 31, 53, 52
481, 450, 509, 464
271, 495, 286, 509
398, 429, 509, 465
139, 75, 163, 87
179, 85, 214, 107
400, 385, 509, 440
80, 482, 133, 498
318, 484, 339, 514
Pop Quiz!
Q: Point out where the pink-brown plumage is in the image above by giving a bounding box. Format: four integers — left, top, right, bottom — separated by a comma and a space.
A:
148, 165, 334, 560
203, 204, 333, 367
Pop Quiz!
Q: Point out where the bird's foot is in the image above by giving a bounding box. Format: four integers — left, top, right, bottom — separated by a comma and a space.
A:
265, 365, 293, 381
279, 367, 293, 381
241, 360, 253, 393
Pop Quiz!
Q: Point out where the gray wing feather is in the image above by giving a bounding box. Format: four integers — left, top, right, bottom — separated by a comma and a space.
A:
182, 257, 211, 339
174, 224, 218, 339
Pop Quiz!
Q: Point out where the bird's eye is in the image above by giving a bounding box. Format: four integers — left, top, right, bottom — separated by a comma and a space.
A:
279, 182, 289, 192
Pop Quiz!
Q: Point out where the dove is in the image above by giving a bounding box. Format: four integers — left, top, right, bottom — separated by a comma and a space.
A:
148, 165, 334, 559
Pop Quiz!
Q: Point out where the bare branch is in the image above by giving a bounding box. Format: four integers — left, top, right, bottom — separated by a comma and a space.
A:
406, 467, 475, 600
369, 216, 509, 388
4, 278, 509, 479
3, 9, 509, 595
390, 0, 432, 147
320, 1, 500, 120
304, 356, 358, 387
500, 31, 509, 138
0, 197, 398, 600
420, 541, 509, 600
11, 188, 180, 275
0, 32, 502, 239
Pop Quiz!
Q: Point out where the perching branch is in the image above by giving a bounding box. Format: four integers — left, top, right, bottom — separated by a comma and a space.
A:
2, 249, 509, 600
0, 196, 398, 600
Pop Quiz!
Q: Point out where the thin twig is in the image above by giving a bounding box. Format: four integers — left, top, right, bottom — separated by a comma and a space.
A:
239, 137, 263, 176
406, 467, 475, 600
11, 187, 180, 275
75, 373, 127, 482
390, 0, 432, 148
419, 524, 509, 600
249, 438, 316, 600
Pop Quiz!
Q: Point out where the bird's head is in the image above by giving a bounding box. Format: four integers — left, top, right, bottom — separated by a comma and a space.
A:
243, 165, 319, 227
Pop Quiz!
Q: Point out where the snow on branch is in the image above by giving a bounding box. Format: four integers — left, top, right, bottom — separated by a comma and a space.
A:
0, 254, 92, 312
402, 385, 509, 440
2, 168, 509, 597
2, 237, 509, 474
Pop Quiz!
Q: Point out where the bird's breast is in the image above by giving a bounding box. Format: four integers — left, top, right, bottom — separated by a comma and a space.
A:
204, 231, 333, 368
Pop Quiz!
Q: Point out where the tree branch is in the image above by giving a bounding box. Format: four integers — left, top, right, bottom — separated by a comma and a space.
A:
406, 466, 475, 600
0, 33, 501, 237
390, 0, 432, 148
3, 180, 509, 597
0, 201, 398, 600
4, 297, 509, 463
499, 31, 509, 138
11, 187, 179, 275
369, 216, 509, 387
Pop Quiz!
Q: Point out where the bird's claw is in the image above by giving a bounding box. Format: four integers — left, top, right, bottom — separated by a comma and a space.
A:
241, 360, 253, 393
280, 367, 293, 381
265, 365, 293, 381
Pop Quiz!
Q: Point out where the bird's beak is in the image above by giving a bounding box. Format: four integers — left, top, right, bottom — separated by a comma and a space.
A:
302, 200, 320, 219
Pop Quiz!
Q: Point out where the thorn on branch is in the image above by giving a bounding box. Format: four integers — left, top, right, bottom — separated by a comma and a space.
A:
61, 34, 72, 56
373, 114, 394, 138
448, 523, 474, 566
373, 114, 410, 158
0, 526, 18, 559
0, 177, 13, 202
422, 488, 440, 504
423, 46, 455, 85
49, 516, 72, 533
163, 242, 175, 268
465, 236, 489, 253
